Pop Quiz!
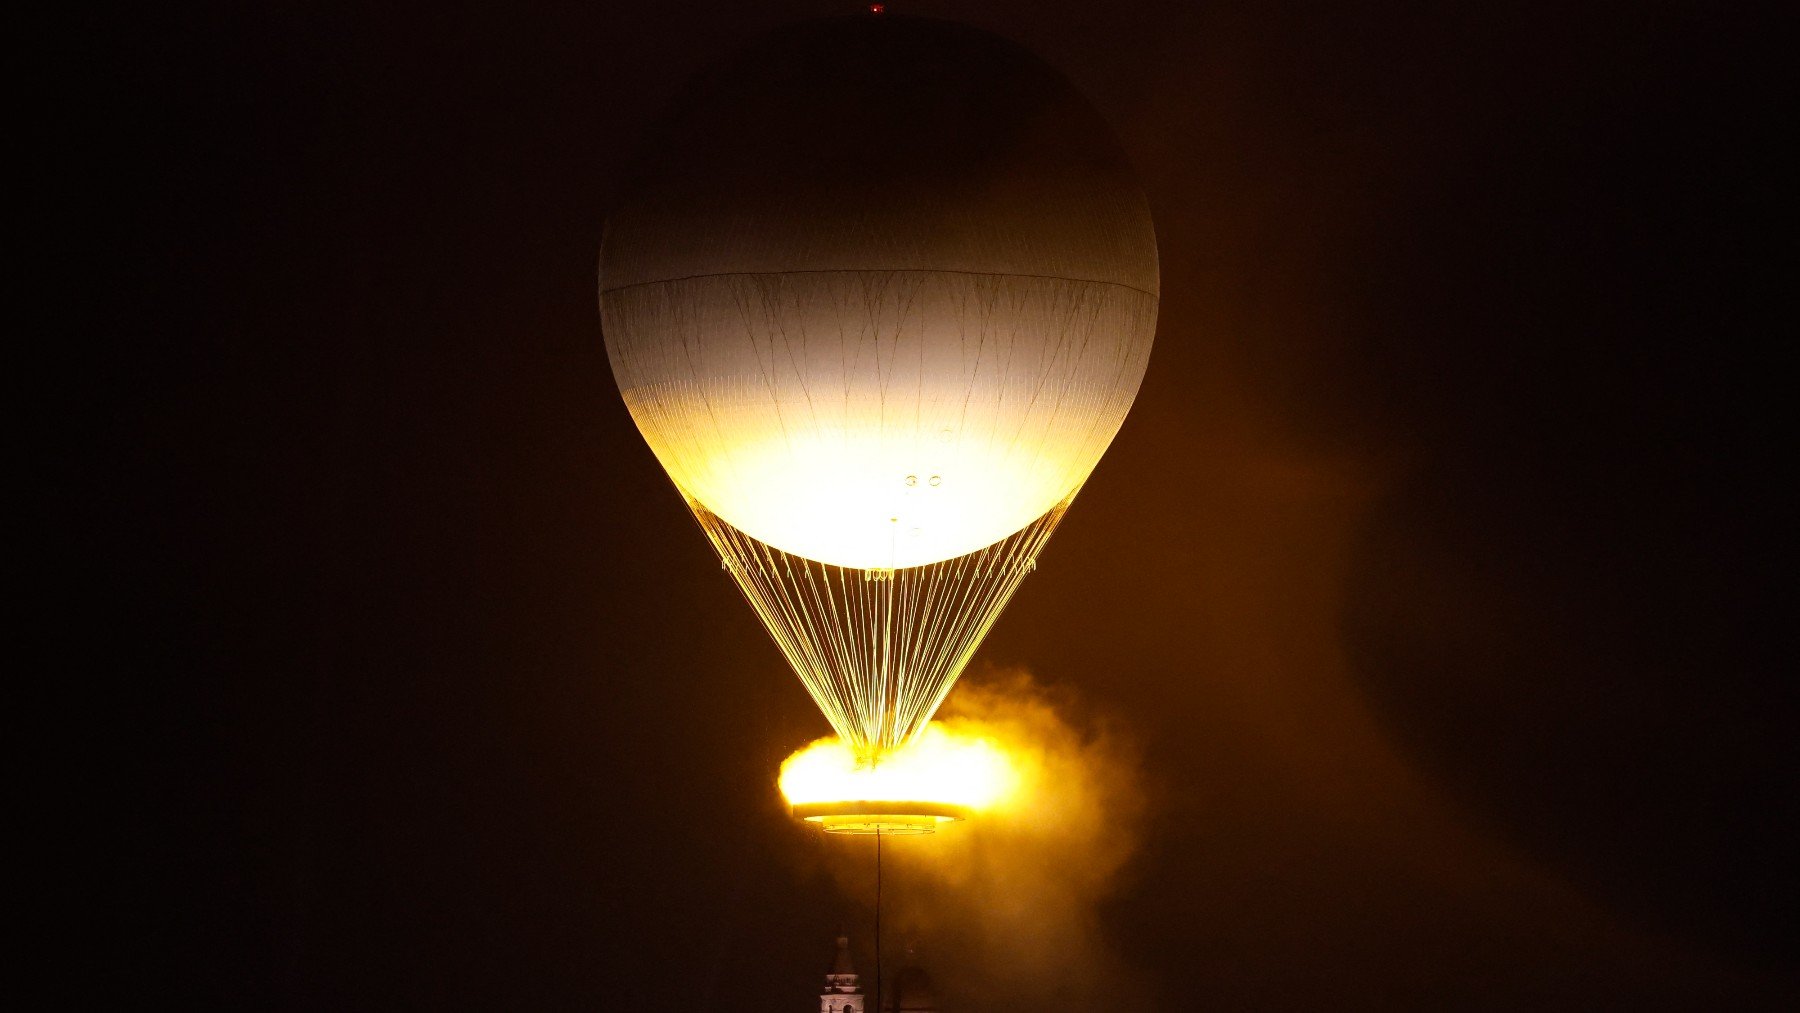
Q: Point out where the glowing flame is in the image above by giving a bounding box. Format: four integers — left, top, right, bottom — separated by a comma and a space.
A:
779, 722, 1018, 813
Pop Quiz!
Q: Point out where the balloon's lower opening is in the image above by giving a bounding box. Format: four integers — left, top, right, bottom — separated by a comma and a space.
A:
791, 800, 972, 835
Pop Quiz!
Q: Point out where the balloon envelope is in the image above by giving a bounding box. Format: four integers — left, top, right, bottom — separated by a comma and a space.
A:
601, 15, 1158, 570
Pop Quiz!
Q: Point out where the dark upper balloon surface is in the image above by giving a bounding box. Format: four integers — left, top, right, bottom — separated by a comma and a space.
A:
600, 15, 1157, 295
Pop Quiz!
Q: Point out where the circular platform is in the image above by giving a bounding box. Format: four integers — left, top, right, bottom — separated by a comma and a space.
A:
790, 800, 973, 835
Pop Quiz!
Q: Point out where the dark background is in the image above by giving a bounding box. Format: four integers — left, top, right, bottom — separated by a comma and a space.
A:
67, 0, 1789, 1007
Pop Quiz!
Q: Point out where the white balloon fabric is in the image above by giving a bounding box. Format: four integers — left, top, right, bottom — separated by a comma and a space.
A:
601, 15, 1158, 571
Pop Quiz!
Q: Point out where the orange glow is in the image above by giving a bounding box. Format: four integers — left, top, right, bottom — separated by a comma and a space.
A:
779, 722, 1018, 832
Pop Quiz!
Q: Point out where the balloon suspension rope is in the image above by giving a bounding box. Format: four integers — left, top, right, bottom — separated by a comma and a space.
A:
691, 495, 1071, 757
875, 829, 883, 1013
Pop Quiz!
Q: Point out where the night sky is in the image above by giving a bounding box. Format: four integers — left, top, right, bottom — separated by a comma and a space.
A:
76, 1, 1790, 1007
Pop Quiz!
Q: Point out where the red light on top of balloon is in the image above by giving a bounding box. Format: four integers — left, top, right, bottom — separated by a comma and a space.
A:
869, 3, 885, 13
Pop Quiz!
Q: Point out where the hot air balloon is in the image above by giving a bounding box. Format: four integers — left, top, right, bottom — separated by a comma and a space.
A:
600, 14, 1157, 767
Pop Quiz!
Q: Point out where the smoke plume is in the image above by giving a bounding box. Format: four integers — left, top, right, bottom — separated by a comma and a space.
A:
822, 666, 1147, 1011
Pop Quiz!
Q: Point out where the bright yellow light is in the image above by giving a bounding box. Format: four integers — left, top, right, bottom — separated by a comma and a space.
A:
608, 272, 1155, 570
628, 407, 1100, 570
779, 722, 1018, 828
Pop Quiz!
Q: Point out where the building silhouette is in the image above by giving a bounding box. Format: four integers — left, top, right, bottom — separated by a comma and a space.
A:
819, 932, 865, 1013
818, 932, 939, 1012
883, 942, 939, 1012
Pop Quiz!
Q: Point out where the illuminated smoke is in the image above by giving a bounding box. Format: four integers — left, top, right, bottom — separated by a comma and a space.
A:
804, 667, 1147, 1011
